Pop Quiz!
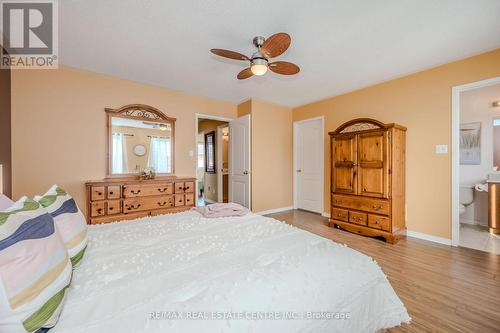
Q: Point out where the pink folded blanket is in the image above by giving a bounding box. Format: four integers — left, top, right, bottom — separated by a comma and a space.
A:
194, 202, 250, 218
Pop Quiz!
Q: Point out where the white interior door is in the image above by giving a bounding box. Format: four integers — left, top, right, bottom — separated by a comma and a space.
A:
229, 114, 251, 208
295, 118, 323, 213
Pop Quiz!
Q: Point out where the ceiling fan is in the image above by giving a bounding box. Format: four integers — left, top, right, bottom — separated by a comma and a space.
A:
210, 33, 300, 80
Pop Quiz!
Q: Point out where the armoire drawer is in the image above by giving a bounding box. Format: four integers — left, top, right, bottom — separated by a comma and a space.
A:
367, 214, 391, 231
331, 207, 348, 222
349, 211, 367, 226
123, 195, 174, 213
123, 183, 173, 198
332, 194, 390, 215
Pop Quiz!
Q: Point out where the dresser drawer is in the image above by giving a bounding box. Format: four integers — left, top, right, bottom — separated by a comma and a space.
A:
184, 193, 195, 206
332, 194, 390, 215
107, 186, 121, 199
175, 181, 195, 194
331, 207, 348, 222
123, 183, 173, 198
91, 186, 105, 201
106, 200, 121, 215
123, 195, 174, 213
174, 194, 185, 206
349, 211, 367, 226
90, 201, 105, 217
368, 214, 391, 231
184, 181, 194, 193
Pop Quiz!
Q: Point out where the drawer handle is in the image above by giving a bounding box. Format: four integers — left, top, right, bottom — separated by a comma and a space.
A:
109, 207, 114, 211
335, 199, 343, 204
183, 187, 188, 191
127, 204, 141, 210
337, 213, 343, 217
97, 208, 103, 214
157, 201, 167, 207
96, 191, 102, 196
158, 188, 168, 193
130, 189, 141, 195
372, 205, 382, 210
352, 216, 361, 221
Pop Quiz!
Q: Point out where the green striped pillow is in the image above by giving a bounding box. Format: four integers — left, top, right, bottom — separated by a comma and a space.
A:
0, 197, 72, 332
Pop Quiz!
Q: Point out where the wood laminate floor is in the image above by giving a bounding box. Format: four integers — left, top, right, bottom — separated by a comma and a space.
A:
266, 209, 500, 333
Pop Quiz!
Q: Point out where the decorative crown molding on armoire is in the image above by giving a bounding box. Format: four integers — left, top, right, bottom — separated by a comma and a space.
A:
328, 118, 407, 244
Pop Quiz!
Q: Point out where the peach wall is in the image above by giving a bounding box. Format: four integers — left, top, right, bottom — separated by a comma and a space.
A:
11, 67, 237, 210
292, 48, 500, 239
237, 99, 293, 212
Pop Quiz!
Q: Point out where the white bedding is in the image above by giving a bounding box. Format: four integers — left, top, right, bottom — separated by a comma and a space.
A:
53, 211, 410, 333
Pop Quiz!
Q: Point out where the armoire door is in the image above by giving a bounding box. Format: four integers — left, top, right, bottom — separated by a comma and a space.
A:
357, 131, 389, 198
332, 135, 357, 194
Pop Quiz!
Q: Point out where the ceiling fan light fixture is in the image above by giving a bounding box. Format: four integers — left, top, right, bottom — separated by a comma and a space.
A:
250, 58, 268, 76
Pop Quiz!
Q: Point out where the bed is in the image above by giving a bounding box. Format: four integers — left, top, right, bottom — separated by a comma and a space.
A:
52, 210, 410, 333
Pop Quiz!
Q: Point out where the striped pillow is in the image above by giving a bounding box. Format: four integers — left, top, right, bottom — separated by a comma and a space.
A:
0, 197, 72, 333
35, 185, 87, 267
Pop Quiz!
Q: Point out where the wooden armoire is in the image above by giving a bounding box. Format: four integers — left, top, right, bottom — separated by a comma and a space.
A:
328, 118, 406, 244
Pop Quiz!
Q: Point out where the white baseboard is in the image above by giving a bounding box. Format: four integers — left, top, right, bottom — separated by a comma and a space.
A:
204, 198, 216, 204
321, 212, 331, 218
256, 206, 294, 215
406, 230, 452, 246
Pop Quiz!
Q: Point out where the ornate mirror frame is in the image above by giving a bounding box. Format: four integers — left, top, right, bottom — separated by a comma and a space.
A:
105, 104, 176, 178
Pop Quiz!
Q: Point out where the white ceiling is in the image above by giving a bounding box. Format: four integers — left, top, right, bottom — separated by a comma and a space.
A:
59, 0, 500, 107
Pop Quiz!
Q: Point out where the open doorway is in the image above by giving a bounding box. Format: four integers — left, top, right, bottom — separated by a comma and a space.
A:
197, 117, 230, 206
452, 77, 500, 253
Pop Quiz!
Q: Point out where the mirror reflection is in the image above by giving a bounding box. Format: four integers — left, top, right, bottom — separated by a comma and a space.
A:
111, 117, 173, 174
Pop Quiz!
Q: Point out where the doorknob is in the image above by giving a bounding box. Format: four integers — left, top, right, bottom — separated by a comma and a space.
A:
243, 171, 248, 175
297, 169, 302, 173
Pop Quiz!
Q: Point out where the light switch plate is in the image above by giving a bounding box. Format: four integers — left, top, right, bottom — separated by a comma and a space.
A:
435, 145, 448, 154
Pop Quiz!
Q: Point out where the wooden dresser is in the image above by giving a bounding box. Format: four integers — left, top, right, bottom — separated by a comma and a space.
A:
85, 177, 196, 224
328, 118, 406, 244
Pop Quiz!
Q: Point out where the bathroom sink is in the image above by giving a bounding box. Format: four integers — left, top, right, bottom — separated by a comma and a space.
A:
488, 173, 500, 182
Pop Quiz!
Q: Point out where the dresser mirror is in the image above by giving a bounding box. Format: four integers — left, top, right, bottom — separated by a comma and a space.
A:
106, 104, 175, 177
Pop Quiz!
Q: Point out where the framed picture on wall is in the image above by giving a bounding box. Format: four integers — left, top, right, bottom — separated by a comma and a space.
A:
460, 122, 481, 165
205, 131, 216, 173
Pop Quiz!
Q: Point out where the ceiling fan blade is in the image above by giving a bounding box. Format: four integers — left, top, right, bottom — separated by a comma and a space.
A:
268, 61, 300, 75
237, 67, 254, 80
261, 33, 291, 58
210, 49, 249, 61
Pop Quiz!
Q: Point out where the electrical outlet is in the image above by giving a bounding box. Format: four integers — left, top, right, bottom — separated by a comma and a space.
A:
435, 145, 448, 154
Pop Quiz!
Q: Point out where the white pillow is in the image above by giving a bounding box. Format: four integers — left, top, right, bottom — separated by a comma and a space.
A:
0, 194, 14, 210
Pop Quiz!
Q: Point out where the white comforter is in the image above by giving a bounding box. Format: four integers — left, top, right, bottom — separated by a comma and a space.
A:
53, 211, 410, 333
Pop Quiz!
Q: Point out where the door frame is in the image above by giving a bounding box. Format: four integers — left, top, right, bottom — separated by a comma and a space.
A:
194, 113, 233, 203
216, 124, 228, 202
451, 76, 500, 246
293, 116, 325, 214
